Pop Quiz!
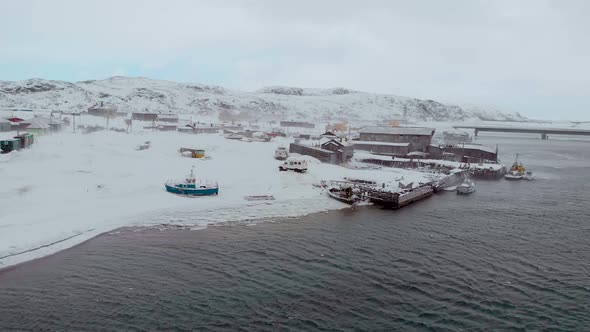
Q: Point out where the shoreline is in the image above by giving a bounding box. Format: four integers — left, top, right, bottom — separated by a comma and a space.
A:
0, 196, 358, 271
0, 130, 433, 270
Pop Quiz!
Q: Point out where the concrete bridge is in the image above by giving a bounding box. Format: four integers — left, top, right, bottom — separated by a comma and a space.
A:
453, 125, 590, 140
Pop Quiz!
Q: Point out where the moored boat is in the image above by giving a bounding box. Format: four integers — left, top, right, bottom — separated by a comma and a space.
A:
504, 153, 527, 180
327, 185, 360, 205
504, 171, 523, 180
165, 167, 218, 196
456, 178, 475, 194
224, 133, 244, 140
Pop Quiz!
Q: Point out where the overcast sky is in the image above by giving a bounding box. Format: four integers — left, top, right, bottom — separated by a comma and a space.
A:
1, 0, 588, 120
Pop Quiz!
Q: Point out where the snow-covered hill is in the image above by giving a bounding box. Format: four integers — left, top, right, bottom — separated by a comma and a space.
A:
0, 76, 526, 122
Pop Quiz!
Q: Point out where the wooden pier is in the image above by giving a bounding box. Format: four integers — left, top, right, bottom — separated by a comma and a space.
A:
358, 157, 506, 179
322, 180, 434, 209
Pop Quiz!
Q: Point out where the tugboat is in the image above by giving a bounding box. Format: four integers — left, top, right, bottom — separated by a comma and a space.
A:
456, 178, 476, 194
505, 154, 526, 180
274, 146, 288, 160
165, 167, 219, 196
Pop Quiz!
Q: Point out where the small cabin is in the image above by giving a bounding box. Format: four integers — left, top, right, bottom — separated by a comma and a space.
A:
156, 114, 179, 123
320, 139, 354, 164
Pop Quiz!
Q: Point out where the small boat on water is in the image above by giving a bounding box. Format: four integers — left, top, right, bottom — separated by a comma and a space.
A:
504, 171, 523, 180
456, 178, 475, 194
327, 185, 360, 205
165, 167, 218, 196
443, 185, 457, 192
505, 153, 527, 180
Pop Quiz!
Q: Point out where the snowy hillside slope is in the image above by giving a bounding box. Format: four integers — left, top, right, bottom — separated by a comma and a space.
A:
0, 76, 526, 122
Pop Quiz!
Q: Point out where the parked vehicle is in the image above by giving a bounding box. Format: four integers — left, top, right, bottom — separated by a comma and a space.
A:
456, 178, 476, 194
279, 159, 308, 173
274, 146, 288, 160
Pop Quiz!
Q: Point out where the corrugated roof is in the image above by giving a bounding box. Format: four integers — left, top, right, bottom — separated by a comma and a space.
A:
320, 138, 352, 147
352, 141, 411, 147
291, 143, 334, 154
457, 144, 497, 154
360, 126, 435, 136
26, 121, 50, 129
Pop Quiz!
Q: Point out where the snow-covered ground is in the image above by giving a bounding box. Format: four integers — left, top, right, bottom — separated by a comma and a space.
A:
0, 126, 431, 268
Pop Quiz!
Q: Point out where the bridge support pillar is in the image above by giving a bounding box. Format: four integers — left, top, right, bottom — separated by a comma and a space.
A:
474, 129, 479, 137
541, 133, 548, 140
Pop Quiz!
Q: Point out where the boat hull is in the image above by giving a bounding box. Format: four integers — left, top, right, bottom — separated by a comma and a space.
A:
165, 185, 219, 196
327, 190, 358, 205
457, 187, 475, 194
504, 174, 523, 180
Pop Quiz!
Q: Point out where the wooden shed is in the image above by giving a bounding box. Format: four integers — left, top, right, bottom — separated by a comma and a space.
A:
359, 126, 435, 152
351, 141, 411, 157
320, 139, 354, 164
443, 144, 498, 163
289, 143, 336, 164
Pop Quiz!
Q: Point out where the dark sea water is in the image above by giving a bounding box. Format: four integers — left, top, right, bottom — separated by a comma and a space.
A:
1, 136, 589, 331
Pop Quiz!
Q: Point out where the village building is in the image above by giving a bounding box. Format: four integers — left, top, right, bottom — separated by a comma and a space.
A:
289, 139, 353, 165
0, 119, 11, 132
289, 143, 337, 164
443, 144, 498, 163
143, 122, 178, 132
359, 126, 435, 152
320, 131, 338, 139
132, 112, 159, 121
24, 119, 50, 134
442, 130, 472, 145
1, 133, 34, 154
156, 123, 178, 131
294, 134, 311, 140
178, 126, 220, 134
427, 144, 444, 159
351, 141, 411, 157
320, 139, 354, 164
156, 114, 179, 123
7, 117, 24, 123
87, 102, 124, 117
280, 121, 316, 129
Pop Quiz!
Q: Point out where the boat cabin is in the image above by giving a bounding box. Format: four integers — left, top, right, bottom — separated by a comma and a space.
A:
179, 147, 205, 158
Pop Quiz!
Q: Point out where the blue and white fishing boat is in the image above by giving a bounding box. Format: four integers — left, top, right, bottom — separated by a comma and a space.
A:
165, 167, 219, 196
